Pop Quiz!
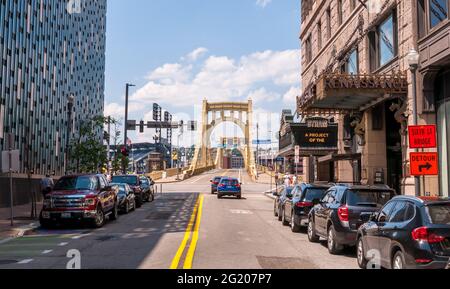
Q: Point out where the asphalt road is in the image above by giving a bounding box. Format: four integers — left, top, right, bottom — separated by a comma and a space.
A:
0, 169, 358, 269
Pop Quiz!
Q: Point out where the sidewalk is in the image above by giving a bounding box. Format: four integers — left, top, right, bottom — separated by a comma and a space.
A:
0, 202, 41, 242
254, 172, 275, 185
154, 174, 184, 184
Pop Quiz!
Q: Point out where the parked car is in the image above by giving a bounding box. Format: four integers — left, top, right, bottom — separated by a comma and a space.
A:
110, 183, 136, 214
111, 175, 144, 208
281, 183, 331, 232
140, 176, 155, 202
40, 174, 119, 228
357, 196, 450, 269
308, 184, 395, 255
217, 178, 242, 199
211, 176, 224, 194
273, 186, 294, 222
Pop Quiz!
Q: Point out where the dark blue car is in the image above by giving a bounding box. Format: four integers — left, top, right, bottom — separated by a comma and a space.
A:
217, 178, 242, 199
211, 176, 224, 194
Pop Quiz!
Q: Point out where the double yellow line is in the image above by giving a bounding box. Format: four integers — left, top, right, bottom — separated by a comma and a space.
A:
170, 194, 204, 269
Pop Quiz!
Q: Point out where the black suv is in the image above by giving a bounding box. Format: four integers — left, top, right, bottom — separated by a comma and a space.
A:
281, 183, 331, 232
357, 196, 450, 269
111, 175, 145, 207
308, 184, 395, 255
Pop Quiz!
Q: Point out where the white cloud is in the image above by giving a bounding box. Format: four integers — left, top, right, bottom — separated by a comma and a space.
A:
248, 88, 280, 104
185, 47, 209, 62
256, 0, 272, 8
104, 102, 141, 119
282, 86, 300, 105
131, 49, 300, 108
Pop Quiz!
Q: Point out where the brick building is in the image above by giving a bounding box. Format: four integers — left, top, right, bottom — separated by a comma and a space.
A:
298, 0, 449, 196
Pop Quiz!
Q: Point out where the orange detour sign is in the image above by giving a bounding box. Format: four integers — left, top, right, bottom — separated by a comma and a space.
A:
409, 125, 437, 149
410, 153, 439, 176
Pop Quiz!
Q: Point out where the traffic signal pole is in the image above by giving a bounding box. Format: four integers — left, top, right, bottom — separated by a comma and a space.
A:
123, 83, 135, 174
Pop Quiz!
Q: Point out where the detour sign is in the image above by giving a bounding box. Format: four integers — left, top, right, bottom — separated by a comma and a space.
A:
409, 125, 437, 149
410, 152, 439, 176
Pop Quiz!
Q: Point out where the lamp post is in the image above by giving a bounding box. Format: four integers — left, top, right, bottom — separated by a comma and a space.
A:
66, 95, 75, 175
123, 83, 136, 174
407, 48, 421, 197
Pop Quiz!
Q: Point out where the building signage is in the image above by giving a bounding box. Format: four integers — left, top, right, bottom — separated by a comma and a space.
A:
323, 74, 408, 91
408, 125, 437, 149
293, 124, 338, 151
410, 152, 439, 176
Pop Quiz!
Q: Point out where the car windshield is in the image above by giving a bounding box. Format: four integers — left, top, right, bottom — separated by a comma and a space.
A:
304, 188, 328, 202
346, 190, 393, 208
111, 176, 138, 185
110, 183, 126, 194
426, 204, 450, 225
214, 177, 222, 182
54, 176, 98, 191
221, 179, 239, 186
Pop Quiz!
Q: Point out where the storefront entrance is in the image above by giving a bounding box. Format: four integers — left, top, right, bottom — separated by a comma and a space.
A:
385, 101, 403, 194
436, 70, 450, 196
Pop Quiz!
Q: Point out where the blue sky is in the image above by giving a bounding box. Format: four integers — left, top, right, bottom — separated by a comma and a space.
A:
105, 0, 301, 145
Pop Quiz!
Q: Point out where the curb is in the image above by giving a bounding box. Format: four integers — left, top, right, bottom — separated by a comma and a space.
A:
0, 223, 39, 245
263, 188, 277, 200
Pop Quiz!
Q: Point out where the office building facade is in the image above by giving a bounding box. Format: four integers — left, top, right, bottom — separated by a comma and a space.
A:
0, 0, 107, 176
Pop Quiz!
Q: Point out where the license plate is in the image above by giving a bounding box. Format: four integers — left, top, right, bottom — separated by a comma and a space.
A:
61, 212, 71, 219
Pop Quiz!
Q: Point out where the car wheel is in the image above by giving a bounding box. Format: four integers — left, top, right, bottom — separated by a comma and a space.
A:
91, 206, 105, 228
307, 218, 320, 243
150, 192, 155, 202
327, 225, 343, 255
39, 219, 54, 229
131, 199, 136, 211
110, 202, 119, 221
124, 200, 130, 214
282, 208, 289, 226
277, 207, 283, 222
135, 196, 143, 208
291, 212, 301, 233
274, 202, 279, 217
357, 237, 368, 269
392, 251, 406, 270
237, 194, 242, 199
217, 194, 222, 199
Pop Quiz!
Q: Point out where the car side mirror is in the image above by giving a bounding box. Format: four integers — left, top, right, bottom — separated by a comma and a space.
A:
370, 213, 379, 223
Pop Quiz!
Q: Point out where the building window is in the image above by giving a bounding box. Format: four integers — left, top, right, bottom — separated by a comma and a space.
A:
305, 35, 312, 64
429, 0, 448, 28
338, 0, 343, 26
369, 11, 398, 71
326, 7, 331, 39
342, 48, 359, 74
317, 21, 322, 50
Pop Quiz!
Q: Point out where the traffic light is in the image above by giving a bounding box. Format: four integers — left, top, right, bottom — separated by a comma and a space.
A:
164, 111, 170, 122
153, 103, 159, 121
139, 120, 145, 133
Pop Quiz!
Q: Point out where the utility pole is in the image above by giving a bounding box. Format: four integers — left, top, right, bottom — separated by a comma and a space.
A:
107, 116, 111, 176
123, 83, 135, 173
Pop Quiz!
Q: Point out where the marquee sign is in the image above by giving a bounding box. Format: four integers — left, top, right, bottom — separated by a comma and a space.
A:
293, 119, 338, 152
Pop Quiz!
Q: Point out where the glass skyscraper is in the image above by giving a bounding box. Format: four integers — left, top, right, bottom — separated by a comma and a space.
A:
0, 0, 107, 175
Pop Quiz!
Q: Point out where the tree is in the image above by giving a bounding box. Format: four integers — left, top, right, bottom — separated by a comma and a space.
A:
70, 116, 110, 173
109, 120, 129, 175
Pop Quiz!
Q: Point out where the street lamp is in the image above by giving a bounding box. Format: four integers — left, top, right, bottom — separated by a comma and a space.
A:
123, 83, 136, 174
66, 94, 75, 175
407, 48, 421, 197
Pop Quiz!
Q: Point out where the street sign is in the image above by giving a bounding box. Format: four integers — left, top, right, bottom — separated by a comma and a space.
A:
126, 120, 137, 131
410, 152, 439, 176
295, 145, 300, 157
252, 140, 271, 145
409, 125, 437, 149
1, 150, 20, 173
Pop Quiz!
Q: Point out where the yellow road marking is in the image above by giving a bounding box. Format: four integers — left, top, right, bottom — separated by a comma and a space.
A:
169, 196, 200, 269
183, 194, 204, 269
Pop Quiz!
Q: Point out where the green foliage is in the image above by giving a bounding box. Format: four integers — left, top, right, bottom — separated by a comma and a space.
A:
70, 116, 113, 174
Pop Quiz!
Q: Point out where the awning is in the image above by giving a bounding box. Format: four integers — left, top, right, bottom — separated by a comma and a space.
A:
318, 153, 362, 164
298, 73, 408, 113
